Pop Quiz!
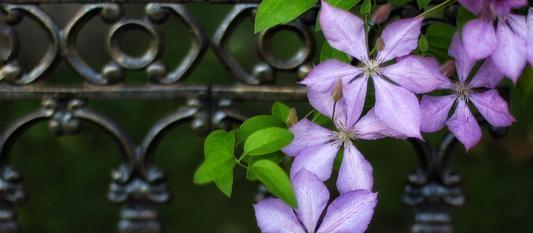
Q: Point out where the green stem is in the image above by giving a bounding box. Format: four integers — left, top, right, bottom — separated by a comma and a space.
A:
418, 0, 457, 18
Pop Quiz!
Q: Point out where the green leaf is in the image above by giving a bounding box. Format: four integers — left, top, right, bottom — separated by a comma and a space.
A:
426, 22, 456, 49
194, 155, 235, 185
246, 152, 286, 180
320, 42, 351, 63
195, 130, 235, 186
456, 6, 476, 31
418, 34, 429, 53
237, 115, 285, 144
416, 0, 431, 9
215, 171, 233, 197
204, 130, 235, 158
327, 0, 361, 9
271, 102, 297, 126
255, 0, 317, 33
311, 111, 333, 128
518, 67, 533, 101
360, 0, 372, 15
250, 160, 297, 207
244, 127, 294, 156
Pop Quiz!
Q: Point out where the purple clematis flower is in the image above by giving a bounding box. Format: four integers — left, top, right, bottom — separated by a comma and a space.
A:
283, 86, 405, 193
459, 0, 529, 82
254, 169, 377, 233
301, 0, 444, 139
420, 33, 515, 150
526, 7, 533, 66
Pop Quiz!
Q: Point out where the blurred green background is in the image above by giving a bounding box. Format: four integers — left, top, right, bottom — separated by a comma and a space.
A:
1, 2, 532, 233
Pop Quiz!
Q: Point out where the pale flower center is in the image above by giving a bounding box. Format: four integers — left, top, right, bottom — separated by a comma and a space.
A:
336, 129, 355, 144
363, 59, 381, 77
453, 82, 471, 100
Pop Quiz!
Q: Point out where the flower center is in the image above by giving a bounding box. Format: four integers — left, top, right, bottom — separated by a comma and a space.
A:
336, 129, 354, 144
453, 82, 471, 100
363, 59, 380, 77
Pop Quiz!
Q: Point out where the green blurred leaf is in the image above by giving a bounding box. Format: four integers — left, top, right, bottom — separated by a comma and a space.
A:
255, 0, 317, 33
425, 22, 455, 61
237, 115, 285, 144
215, 171, 233, 197
418, 34, 429, 53
195, 130, 235, 186
517, 67, 533, 102
244, 127, 294, 156
416, 0, 431, 9
360, 0, 372, 15
327, 0, 361, 9
456, 6, 476, 31
194, 155, 235, 185
320, 42, 352, 63
246, 152, 286, 180
311, 111, 333, 128
250, 159, 297, 207
271, 102, 297, 126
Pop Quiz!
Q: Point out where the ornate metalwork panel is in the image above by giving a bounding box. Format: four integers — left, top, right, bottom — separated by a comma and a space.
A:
0, 0, 506, 232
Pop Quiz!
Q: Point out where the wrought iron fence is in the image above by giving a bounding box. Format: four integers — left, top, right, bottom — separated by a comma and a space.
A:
0, 0, 508, 232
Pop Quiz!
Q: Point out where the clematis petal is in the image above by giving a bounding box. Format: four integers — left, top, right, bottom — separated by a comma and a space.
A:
300, 59, 363, 93
377, 17, 423, 62
293, 170, 330, 233
381, 55, 444, 94
373, 78, 422, 139
341, 76, 369, 128
450, 33, 476, 82
470, 90, 515, 127
490, 0, 527, 17
352, 108, 407, 140
446, 100, 482, 151
457, 0, 483, 14
317, 190, 377, 233
319, 0, 369, 61
491, 20, 527, 82
307, 87, 348, 125
526, 7, 533, 66
290, 142, 341, 181
283, 119, 335, 156
462, 19, 498, 60
420, 95, 455, 132
469, 59, 504, 88
254, 198, 306, 233
337, 143, 373, 194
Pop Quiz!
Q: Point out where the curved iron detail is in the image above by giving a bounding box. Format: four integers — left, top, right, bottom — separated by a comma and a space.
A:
63, 3, 208, 85
404, 135, 464, 233
212, 4, 316, 84
0, 4, 60, 85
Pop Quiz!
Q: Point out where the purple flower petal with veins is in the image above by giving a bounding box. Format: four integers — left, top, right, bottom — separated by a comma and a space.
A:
254, 170, 377, 233
302, 0, 443, 139
420, 33, 515, 150
458, 0, 528, 82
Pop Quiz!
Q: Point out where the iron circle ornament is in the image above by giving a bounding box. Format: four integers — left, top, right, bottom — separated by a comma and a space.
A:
0, 26, 18, 64
107, 18, 162, 70
257, 23, 314, 70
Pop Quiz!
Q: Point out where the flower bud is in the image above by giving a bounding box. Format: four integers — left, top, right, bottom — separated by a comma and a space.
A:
332, 79, 343, 102
287, 108, 298, 127
371, 4, 393, 24
440, 60, 455, 77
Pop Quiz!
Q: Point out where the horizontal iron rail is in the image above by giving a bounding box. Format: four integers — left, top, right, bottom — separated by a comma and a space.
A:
0, 84, 307, 101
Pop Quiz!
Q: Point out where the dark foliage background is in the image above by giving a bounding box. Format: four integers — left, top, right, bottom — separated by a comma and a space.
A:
0, 3, 532, 233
